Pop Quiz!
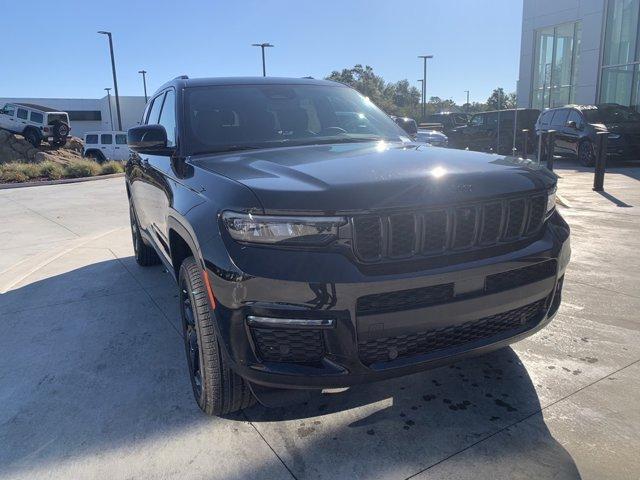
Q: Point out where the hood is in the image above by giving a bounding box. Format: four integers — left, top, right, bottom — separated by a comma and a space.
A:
191, 142, 555, 213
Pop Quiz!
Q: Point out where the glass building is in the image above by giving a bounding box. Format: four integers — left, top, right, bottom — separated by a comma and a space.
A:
518, 0, 640, 112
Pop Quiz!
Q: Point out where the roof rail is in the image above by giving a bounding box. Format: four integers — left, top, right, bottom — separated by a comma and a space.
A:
174, 75, 189, 80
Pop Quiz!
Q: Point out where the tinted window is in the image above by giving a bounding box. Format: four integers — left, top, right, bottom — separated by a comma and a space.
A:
484, 112, 499, 127
470, 114, 484, 126
539, 110, 553, 127
146, 93, 165, 124
583, 105, 640, 124
30, 111, 43, 123
158, 90, 176, 147
85, 134, 98, 144
17, 109, 28, 120
115, 134, 127, 144
101, 134, 113, 144
183, 84, 407, 155
551, 109, 569, 127
568, 110, 583, 126
453, 114, 468, 125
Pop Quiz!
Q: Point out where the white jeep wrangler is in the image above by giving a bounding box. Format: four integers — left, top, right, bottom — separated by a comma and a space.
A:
0, 103, 71, 148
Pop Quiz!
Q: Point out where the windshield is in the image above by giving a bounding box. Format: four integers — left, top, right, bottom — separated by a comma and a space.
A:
183, 84, 409, 155
47, 113, 68, 124
583, 105, 640, 124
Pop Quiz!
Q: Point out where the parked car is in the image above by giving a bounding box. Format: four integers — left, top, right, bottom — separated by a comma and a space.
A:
126, 76, 569, 416
0, 102, 71, 147
450, 109, 540, 154
391, 116, 418, 136
84, 131, 131, 162
415, 129, 448, 147
424, 112, 469, 136
535, 104, 640, 166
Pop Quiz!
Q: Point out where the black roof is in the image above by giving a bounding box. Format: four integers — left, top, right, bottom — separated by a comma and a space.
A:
155, 76, 341, 95
10, 103, 63, 113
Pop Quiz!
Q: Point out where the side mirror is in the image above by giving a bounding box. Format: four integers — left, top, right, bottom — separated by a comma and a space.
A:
128, 124, 174, 155
566, 120, 578, 130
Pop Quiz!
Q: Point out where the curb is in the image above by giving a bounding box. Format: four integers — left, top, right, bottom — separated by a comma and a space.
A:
0, 173, 124, 190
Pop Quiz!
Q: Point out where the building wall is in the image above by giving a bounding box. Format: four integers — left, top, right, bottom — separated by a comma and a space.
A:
0, 96, 146, 137
518, 0, 606, 108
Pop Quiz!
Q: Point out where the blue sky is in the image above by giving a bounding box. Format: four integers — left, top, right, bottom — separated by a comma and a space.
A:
1, 0, 523, 105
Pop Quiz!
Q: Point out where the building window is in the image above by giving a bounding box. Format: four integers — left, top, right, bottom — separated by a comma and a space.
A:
531, 22, 581, 109
600, 0, 640, 110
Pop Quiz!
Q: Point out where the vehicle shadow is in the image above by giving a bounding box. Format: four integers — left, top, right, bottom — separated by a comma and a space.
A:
0, 258, 581, 479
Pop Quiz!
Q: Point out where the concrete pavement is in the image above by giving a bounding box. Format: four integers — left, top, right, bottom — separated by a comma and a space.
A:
1, 160, 639, 479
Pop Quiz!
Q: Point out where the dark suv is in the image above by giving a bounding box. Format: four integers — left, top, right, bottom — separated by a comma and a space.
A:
424, 112, 469, 136
535, 104, 640, 166
450, 109, 540, 154
126, 76, 570, 416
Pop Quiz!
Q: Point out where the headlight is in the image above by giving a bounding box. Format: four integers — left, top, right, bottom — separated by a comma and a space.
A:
221, 211, 346, 245
546, 187, 556, 214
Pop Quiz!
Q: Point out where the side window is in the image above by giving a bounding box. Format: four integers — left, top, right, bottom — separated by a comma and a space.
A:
101, 134, 113, 145
86, 134, 98, 144
539, 110, 553, 127
551, 109, 569, 127
568, 110, 583, 127
470, 115, 484, 126
2, 105, 15, 116
30, 111, 44, 124
485, 113, 498, 127
115, 134, 127, 145
146, 93, 165, 125
17, 109, 28, 120
157, 90, 176, 147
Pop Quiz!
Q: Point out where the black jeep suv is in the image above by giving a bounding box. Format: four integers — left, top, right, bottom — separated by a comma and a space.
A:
126, 76, 570, 416
535, 104, 640, 166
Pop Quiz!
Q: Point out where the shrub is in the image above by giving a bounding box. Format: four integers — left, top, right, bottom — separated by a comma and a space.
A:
100, 161, 125, 175
63, 159, 101, 178
0, 165, 29, 183
38, 161, 64, 180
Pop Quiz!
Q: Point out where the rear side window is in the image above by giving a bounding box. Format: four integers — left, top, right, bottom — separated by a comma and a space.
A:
85, 134, 98, 144
146, 93, 165, 125
484, 112, 499, 127
30, 111, 44, 123
551, 109, 569, 127
470, 115, 484, 126
539, 110, 553, 127
101, 134, 113, 144
115, 134, 127, 145
568, 110, 583, 126
17, 109, 28, 120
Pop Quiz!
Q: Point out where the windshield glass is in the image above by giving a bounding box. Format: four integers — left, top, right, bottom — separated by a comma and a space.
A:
47, 113, 68, 124
583, 105, 640, 124
183, 84, 409, 155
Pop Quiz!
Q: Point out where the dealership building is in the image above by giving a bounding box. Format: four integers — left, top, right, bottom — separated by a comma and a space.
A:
517, 0, 640, 110
0, 95, 146, 137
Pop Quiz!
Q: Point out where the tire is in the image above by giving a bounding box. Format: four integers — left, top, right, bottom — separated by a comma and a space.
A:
179, 256, 255, 416
23, 128, 40, 147
51, 121, 69, 140
86, 150, 106, 163
129, 203, 160, 266
578, 140, 595, 167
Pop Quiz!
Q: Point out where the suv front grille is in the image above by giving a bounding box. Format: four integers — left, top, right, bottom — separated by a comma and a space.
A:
352, 193, 547, 263
357, 283, 455, 316
358, 298, 546, 366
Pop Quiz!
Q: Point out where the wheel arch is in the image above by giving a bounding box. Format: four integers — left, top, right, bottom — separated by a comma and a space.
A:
167, 215, 203, 280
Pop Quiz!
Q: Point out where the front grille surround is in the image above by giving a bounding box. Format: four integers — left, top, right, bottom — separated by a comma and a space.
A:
352, 192, 547, 263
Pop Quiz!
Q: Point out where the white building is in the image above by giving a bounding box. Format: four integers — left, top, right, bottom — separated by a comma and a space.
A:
517, 0, 640, 111
0, 95, 146, 137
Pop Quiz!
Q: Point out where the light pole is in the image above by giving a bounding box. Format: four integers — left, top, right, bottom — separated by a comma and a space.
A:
138, 70, 148, 102
104, 87, 113, 130
418, 55, 433, 120
251, 43, 274, 76
464, 90, 470, 112
417, 79, 424, 118
98, 31, 122, 130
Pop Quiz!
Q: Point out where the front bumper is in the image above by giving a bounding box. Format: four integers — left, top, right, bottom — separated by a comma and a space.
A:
205, 211, 570, 389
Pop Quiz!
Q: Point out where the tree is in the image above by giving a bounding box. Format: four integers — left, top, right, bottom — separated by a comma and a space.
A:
486, 87, 517, 110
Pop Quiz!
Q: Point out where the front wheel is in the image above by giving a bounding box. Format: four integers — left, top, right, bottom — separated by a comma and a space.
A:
179, 257, 255, 416
23, 128, 40, 147
578, 140, 595, 167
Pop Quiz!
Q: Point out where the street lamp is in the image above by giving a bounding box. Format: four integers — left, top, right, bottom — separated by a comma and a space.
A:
138, 70, 148, 102
417, 79, 424, 119
418, 55, 433, 120
104, 87, 114, 130
464, 90, 470, 112
251, 43, 274, 77
98, 31, 122, 131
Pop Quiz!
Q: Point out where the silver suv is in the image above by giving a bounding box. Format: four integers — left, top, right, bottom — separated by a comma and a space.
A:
0, 102, 71, 147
